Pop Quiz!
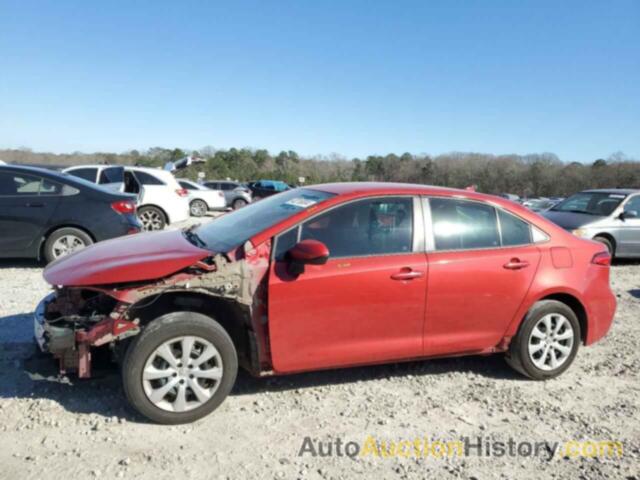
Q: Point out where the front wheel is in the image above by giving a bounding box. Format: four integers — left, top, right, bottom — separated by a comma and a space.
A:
505, 300, 580, 380
122, 312, 238, 424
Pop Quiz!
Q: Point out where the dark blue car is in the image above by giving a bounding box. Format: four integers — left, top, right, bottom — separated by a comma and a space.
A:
0, 164, 142, 263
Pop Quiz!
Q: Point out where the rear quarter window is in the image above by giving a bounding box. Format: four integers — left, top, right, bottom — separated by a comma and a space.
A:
498, 210, 532, 246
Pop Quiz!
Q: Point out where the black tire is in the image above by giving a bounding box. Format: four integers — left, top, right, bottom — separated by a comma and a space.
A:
189, 199, 208, 217
232, 198, 248, 210
43, 227, 93, 264
122, 312, 237, 424
505, 300, 581, 380
137, 206, 166, 231
594, 236, 615, 257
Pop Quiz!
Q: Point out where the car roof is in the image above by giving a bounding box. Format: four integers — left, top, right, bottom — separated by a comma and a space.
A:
309, 182, 471, 196
65, 164, 167, 174
0, 164, 128, 195
1, 164, 69, 178
581, 188, 640, 195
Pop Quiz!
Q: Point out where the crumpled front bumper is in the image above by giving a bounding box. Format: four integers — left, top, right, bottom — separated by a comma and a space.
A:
33, 290, 140, 377
33, 292, 69, 352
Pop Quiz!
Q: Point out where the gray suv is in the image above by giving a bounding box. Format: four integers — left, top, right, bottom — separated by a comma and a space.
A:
543, 188, 640, 258
203, 180, 252, 209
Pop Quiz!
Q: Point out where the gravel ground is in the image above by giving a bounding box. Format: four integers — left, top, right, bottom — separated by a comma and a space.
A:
0, 221, 638, 479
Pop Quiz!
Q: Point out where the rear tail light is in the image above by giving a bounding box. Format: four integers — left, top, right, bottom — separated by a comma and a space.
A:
176, 188, 188, 197
591, 251, 611, 266
127, 227, 140, 235
111, 200, 136, 215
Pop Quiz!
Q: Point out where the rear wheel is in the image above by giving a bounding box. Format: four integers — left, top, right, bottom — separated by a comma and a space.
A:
138, 206, 166, 231
122, 312, 237, 424
189, 199, 208, 217
43, 227, 93, 263
232, 198, 248, 210
594, 235, 615, 257
505, 300, 580, 380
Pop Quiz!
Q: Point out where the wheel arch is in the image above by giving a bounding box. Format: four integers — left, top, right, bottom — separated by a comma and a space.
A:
126, 291, 255, 371
592, 233, 616, 255
539, 293, 588, 344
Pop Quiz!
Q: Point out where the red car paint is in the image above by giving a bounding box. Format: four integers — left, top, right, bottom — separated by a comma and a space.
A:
42, 183, 617, 377
44, 229, 210, 286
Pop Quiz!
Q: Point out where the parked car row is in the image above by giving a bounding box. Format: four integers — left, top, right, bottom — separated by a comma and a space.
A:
64, 164, 192, 230
543, 189, 640, 258
499, 189, 640, 258
0, 164, 140, 263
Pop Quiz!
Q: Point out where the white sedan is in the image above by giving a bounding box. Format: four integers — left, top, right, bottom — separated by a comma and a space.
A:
177, 179, 227, 216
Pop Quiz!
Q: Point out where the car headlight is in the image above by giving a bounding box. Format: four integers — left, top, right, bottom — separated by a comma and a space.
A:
572, 228, 587, 238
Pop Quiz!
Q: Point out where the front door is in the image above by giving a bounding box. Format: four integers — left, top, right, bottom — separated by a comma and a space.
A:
268, 196, 428, 373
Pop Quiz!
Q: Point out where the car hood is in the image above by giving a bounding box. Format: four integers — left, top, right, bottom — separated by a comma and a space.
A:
542, 210, 603, 230
44, 230, 211, 287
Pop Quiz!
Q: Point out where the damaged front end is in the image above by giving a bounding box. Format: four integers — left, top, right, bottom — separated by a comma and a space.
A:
34, 243, 272, 379
34, 289, 140, 378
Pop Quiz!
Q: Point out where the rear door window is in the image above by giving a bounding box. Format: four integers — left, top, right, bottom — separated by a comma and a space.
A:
430, 198, 500, 250
0, 172, 62, 196
98, 166, 124, 184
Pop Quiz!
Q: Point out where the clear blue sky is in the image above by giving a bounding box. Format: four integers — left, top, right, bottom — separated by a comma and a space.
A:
1, 0, 638, 162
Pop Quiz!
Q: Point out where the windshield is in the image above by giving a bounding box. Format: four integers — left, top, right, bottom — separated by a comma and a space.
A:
551, 192, 626, 216
194, 188, 335, 251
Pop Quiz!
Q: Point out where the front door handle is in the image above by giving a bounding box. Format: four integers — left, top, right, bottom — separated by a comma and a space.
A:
25, 202, 44, 208
503, 258, 529, 270
390, 268, 424, 280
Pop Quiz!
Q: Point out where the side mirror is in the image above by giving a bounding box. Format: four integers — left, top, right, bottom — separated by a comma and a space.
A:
286, 240, 329, 276
620, 210, 638, 220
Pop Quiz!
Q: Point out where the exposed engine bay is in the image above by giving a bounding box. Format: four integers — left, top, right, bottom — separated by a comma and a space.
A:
35, 243, 272, 379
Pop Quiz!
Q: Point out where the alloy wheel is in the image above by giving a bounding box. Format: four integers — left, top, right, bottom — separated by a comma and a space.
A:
51, 234, 86, 259
190, 200, 207, 217
139, 209, 164, 231
142, 336, 224, 413
527, 313, 574, 371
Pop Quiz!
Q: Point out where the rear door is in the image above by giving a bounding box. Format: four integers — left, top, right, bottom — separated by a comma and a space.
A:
268, 196, 428, 373
423, 197, 541, 356
0, 171, 61, 256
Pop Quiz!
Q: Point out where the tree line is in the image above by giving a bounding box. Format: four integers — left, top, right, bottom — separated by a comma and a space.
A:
1, 147, 638, 197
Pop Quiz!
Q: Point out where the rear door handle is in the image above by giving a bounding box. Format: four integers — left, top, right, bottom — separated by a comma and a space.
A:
390, 268, 424, 280
503, 258, 529, 270
25, 202, 44, 208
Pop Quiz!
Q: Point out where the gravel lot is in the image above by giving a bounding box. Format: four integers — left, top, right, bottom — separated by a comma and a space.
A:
0, 221, 638, 479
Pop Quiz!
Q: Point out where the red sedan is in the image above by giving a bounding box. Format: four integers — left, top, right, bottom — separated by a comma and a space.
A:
36, 183, 617, 423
